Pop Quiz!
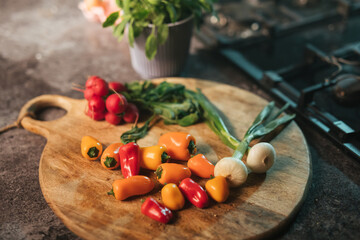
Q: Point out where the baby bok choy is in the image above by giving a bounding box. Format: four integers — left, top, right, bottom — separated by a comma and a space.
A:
195, 91, 295, 188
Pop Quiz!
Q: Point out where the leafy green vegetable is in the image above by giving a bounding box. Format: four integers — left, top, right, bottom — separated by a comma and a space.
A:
120, 81, 296, 154
120, 81, 202, 143
120, 114, 156, 144
151, 100, 200, 126
103, 0, 216, 59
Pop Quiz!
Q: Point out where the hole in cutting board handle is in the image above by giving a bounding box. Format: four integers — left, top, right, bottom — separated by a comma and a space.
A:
35, 107, 67, 121
17, 95, 73, 128
2, 95, 70, 134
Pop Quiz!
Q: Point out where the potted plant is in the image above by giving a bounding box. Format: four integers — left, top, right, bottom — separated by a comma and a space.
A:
103, 0, 215, 78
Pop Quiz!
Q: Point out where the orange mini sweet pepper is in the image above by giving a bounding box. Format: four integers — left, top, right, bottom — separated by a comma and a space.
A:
100, 142, 123, 170
187, 154, 215, 178
157, 132, 196, 161
155, 163, 191, 185
108, 175, 154, 200
140, 145, 170, 170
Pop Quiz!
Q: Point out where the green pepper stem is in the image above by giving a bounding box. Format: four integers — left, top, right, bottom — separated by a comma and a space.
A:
161, 152, 170, 163
188, 140, 196, 155
155, 166, 163, 179
107, 188, 115, 197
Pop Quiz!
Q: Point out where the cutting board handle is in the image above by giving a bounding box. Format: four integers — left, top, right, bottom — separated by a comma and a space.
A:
17, 95, 74, 138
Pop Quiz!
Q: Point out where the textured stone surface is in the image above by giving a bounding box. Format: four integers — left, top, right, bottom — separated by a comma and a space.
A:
0, 0, 359, 239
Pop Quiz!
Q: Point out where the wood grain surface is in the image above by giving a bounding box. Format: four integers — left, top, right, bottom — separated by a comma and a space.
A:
18, 78, 311, 240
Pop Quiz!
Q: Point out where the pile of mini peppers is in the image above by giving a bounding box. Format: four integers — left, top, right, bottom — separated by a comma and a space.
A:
80, 131, 229, 224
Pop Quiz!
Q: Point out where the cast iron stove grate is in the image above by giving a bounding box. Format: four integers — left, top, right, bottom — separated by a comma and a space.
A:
197, 0, 360, 160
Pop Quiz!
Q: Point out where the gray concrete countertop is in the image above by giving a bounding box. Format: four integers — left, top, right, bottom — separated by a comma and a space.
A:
1, 1, 359, 239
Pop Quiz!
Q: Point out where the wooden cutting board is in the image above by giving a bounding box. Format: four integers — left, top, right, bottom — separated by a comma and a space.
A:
18, 78, 311, 240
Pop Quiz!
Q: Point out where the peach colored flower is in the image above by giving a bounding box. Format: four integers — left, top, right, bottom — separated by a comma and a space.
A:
79, 0, 121, 23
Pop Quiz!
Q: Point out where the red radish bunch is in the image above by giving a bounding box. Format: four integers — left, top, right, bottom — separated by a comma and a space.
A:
73, 76, 138, 125
109, 82, 127, 92
123, 103, 139, 123
105, 112, 122, 125
88, 95, 106, 112
86, 109, 106, 121
85, 76, 109, 99
83, 76, 109, 121
106, 93, 128, 114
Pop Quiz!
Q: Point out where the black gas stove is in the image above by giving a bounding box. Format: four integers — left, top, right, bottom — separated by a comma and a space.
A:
196, 0, 360, 160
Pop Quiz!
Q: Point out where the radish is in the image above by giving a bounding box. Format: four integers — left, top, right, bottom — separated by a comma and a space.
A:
105, 112, 122, 125
86, 109, 105, 121
123, 103, 139, 123
85, 75, 100, 88
88, 95, 106, 112
106, 93, 128, 114
109, 82, 127, 93
84, 88, 96, 100
86, 76, 109, 97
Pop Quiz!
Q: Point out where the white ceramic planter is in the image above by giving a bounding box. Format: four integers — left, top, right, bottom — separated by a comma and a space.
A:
129, 15, 194, 79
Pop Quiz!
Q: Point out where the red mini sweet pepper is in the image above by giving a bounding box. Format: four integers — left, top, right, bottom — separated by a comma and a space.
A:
141, 197, 173, 224
119, 142, 140, 178
179, 178, 209, 208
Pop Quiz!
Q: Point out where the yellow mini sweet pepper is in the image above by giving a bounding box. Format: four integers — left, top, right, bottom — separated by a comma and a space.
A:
140, 145, 170, 170
81, 136, 103, 160
161, 183, 185, 211
205, 176, 229, 203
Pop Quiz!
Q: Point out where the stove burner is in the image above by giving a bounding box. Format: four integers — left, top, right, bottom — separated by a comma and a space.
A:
319, 54, 360, 82
333, 74, 360, 105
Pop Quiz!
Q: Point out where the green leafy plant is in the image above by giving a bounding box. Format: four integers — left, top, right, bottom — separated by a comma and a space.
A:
103, 0, 216, 60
